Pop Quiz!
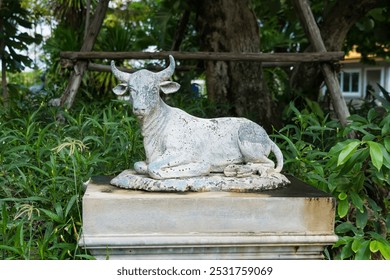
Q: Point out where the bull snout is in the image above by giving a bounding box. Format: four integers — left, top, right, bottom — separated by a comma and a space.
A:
133, 107, 147, 117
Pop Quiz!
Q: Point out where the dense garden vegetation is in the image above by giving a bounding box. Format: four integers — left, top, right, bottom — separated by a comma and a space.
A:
0, 90, 389, 259
0, 97, 143, 259
1, 0, 389, 259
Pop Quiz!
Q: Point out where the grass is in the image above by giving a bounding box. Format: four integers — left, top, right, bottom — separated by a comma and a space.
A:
0, 91, 227, 260
0, 99, 143, 259
0, 93, 389, 260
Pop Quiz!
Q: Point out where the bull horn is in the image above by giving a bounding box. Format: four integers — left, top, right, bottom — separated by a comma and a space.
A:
111, 60, 131, 82
157, 55, 175, 81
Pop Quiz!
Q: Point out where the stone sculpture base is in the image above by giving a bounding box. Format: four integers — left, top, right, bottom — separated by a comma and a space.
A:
110, 169, 290, 192
79, 176, 337, 259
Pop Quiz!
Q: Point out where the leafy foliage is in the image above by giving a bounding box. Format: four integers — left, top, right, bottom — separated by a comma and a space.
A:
0, 0, 43, 72
345, 7, 390, 62
0, 100, 143, 259
274, 102, 390, 259
251, 0, 306, 53
2, 0, 390, 261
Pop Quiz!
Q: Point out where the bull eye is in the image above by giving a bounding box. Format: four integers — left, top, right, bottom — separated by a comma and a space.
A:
129, 88, 136, 97
152, 86, 158, 93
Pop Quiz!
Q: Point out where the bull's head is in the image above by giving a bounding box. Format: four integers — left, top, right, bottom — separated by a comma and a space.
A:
111, 55, 180, 118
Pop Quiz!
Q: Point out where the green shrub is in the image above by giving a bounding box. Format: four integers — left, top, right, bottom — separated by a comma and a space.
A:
0, 101, 143, 259
1, 94, 389, 260
274, 102, 390, 259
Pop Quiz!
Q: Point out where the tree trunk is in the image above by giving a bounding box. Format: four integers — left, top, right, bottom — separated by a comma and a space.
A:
84, 0, 92, 42
0, 3, 8, 107
170, 10, 190, 51
194, 0, 276, 130
290, 0, 387, 101
59, 0, 109, 109
1, 58, 7, 107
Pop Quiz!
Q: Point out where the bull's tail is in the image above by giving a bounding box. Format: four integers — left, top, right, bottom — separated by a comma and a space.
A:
271, 142, 284, 173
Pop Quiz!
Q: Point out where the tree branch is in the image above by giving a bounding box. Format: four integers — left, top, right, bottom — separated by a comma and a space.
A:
292, 0, 351, 128
170, 10, 191, 51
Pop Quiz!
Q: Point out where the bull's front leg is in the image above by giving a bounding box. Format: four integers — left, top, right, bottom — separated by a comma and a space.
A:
147, 154, 211, 179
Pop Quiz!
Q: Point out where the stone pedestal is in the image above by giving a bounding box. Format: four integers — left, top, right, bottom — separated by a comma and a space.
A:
79, 176, 337, 259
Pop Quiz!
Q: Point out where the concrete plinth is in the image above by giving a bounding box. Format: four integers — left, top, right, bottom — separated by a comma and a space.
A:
79, 176, 337, 259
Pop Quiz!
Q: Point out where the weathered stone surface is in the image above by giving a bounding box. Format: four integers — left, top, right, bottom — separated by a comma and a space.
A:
111, 55, 285, 181
110, 169, 290, 192
80, 176, 338, 259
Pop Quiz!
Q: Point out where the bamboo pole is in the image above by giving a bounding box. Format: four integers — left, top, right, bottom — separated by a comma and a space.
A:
59, 0, 110, 109
60, 50, 344, 63
60, 60, 321, 73
292, 0, 351, 127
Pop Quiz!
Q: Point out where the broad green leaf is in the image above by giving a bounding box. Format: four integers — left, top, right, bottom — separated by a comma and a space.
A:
368, 231, 389, 243
350, 192, 364, 213
335, 222, 355, 234
337, 199, 349, 218
367, 141, 383, 171
352, 172, 365, 193
384, 137, 390, 152
337, 141, 360, 166
351, 238, 362, 253
273, 133, 299, 158
380, 113, 390, 127
338, 192, 347, 200
304, 97, 325, 119
340, 242, 354, 260
362, 134, 375, 141
356, 206, 368, 229
367, 197, 382, 212
367, 108, 378, 123
333, 236, 353, 248
348, 114, 368, 124
339, 148, 368, 176
381, 145, 390, 169
329, 141, 349, 156
368, 232, 390, 259
370, 240, 379, 253
378, 241, 390, 260
355, 240, 370, 260
382, 121, 390, 136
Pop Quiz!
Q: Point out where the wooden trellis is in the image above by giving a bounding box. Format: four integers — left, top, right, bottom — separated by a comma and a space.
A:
60, 50, 344, 72
58, 0, 350, 127
292, 0, 350, 127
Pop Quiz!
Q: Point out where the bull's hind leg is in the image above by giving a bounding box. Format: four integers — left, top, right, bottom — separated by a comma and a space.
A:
246, 161, 275, 177
223, 164, 253, 177
223, 159, 274, 177
236, 122, 277, 177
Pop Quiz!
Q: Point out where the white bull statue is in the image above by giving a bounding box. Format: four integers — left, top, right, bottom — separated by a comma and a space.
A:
111, 55, 283, 180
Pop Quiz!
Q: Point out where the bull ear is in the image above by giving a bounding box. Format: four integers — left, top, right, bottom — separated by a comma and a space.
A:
112, 83, 128, 95
159, 81, 180, 94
